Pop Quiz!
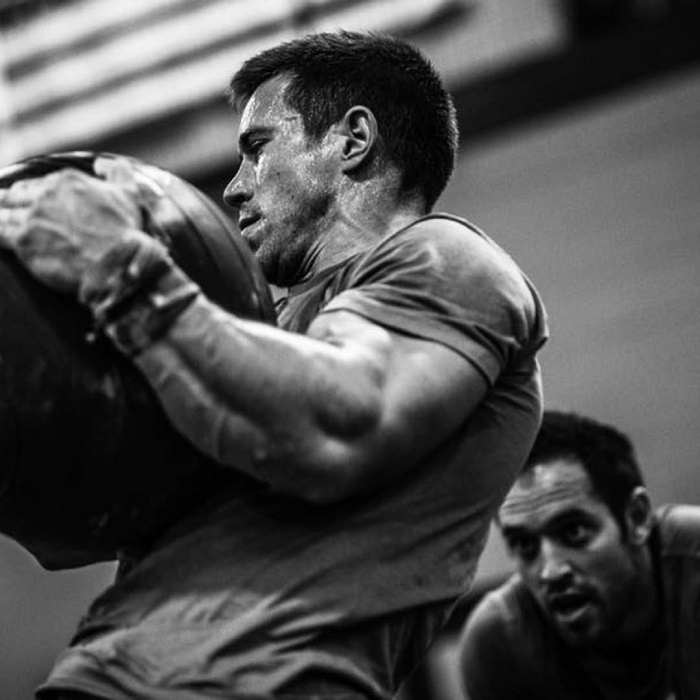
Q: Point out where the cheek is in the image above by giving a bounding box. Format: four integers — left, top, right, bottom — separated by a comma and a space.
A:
581, 541, 636, 592
516, 560, 543, 591
262, 168, 306, 208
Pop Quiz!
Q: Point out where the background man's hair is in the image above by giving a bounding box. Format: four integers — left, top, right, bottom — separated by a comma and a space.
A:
523, 410, 645, 531
228, 30, 459, 211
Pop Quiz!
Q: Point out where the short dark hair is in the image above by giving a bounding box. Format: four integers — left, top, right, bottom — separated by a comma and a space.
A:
523, 410, 645, 529
228, 30, 458, 211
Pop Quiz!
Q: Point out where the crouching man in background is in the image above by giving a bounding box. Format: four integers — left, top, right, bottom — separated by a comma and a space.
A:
459, 410, 700, 700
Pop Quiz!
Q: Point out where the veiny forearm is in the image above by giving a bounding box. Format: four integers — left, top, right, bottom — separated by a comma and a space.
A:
134, 295, 391, 501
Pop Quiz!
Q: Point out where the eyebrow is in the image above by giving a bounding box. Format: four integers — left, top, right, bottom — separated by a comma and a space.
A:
500, 525, 532, 540
501, 508, 594, 538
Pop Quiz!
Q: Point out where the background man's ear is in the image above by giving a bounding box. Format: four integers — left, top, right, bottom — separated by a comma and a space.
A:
338, 106, 378, 170
625, 486, 654, 545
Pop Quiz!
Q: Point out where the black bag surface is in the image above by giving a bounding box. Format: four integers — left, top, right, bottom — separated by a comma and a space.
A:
0, 152, 275, 569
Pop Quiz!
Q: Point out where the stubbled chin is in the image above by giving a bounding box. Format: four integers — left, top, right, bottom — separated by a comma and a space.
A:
253, 246, 281, 286
241, 230, 259, 252
552, 606, 602, 646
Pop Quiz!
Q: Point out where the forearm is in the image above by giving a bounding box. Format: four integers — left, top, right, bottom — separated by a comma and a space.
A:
127, 282, 389, 501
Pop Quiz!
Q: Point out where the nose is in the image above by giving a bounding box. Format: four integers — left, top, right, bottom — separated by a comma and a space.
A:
223, 162, 252, 209
538, 539, 573, 587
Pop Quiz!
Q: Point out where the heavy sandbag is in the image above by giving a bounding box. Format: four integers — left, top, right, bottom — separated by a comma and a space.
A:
0, 151, 275, 569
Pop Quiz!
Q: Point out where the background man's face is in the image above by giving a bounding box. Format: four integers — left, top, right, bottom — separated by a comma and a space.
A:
498, 458, 646, 648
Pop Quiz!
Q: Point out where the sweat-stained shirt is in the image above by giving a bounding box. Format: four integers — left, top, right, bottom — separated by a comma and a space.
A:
37, 214, 548, 700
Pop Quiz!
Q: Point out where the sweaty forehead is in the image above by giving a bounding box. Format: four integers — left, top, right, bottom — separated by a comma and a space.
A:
499, 459, 599, 527
240, 75, 297, 126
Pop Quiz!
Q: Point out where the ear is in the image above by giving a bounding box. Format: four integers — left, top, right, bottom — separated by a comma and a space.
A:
624, 486, 654, 546
336, 106, 378, 172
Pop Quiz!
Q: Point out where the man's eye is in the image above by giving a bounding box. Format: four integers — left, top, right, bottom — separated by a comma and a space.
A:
560, 522, 593, 547
249, 141, 265, 156
507, 535, 539, 561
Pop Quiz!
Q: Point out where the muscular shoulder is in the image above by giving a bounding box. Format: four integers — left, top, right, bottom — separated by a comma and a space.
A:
458, 573, 571, 700
324, 214, 547, 377
377, 214, 532, 292
334, 215, 546, 334
395, 215, 542, 323
461, 575, 528, 649
656, 504, 700, 558
459, 578, 535, 674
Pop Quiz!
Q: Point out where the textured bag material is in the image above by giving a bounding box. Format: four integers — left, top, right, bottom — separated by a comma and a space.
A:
0, 152, 275, 569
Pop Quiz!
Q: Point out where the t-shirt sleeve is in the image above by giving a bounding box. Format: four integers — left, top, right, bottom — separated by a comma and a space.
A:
320, 216, 548, 385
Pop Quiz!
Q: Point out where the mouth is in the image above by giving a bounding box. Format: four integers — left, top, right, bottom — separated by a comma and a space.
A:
238, 215, 259, 233
547, 590, 595, 625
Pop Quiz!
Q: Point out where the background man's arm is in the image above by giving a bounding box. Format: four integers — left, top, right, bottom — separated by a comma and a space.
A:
457, 600, 522, 700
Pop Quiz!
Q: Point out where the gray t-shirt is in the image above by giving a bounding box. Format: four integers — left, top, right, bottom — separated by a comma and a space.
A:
38, 214, 547, 699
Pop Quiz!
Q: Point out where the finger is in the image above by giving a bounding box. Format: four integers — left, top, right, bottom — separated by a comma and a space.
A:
0, 180, 35, 249
95, 155, 162, 211
0, 204, 27, 248
0, 177, 44, 207
94, 155, 138, 186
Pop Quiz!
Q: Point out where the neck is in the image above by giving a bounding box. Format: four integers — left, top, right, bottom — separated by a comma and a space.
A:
287, 190, 425, 288
601, 546, 660, 656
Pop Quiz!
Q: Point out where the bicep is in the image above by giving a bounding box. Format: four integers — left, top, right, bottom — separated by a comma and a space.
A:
133, 301, 490, 503
305, 310, 489, 492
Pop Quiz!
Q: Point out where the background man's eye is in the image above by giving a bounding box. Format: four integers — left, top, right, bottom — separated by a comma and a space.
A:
508, 536, 538, 561
562, 523, 591, 545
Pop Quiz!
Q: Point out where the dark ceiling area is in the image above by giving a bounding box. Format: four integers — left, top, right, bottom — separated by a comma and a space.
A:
454, 4, 700, 142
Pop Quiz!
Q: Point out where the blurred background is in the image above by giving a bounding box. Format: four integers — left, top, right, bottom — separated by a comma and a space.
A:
1, 1, 699, 698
